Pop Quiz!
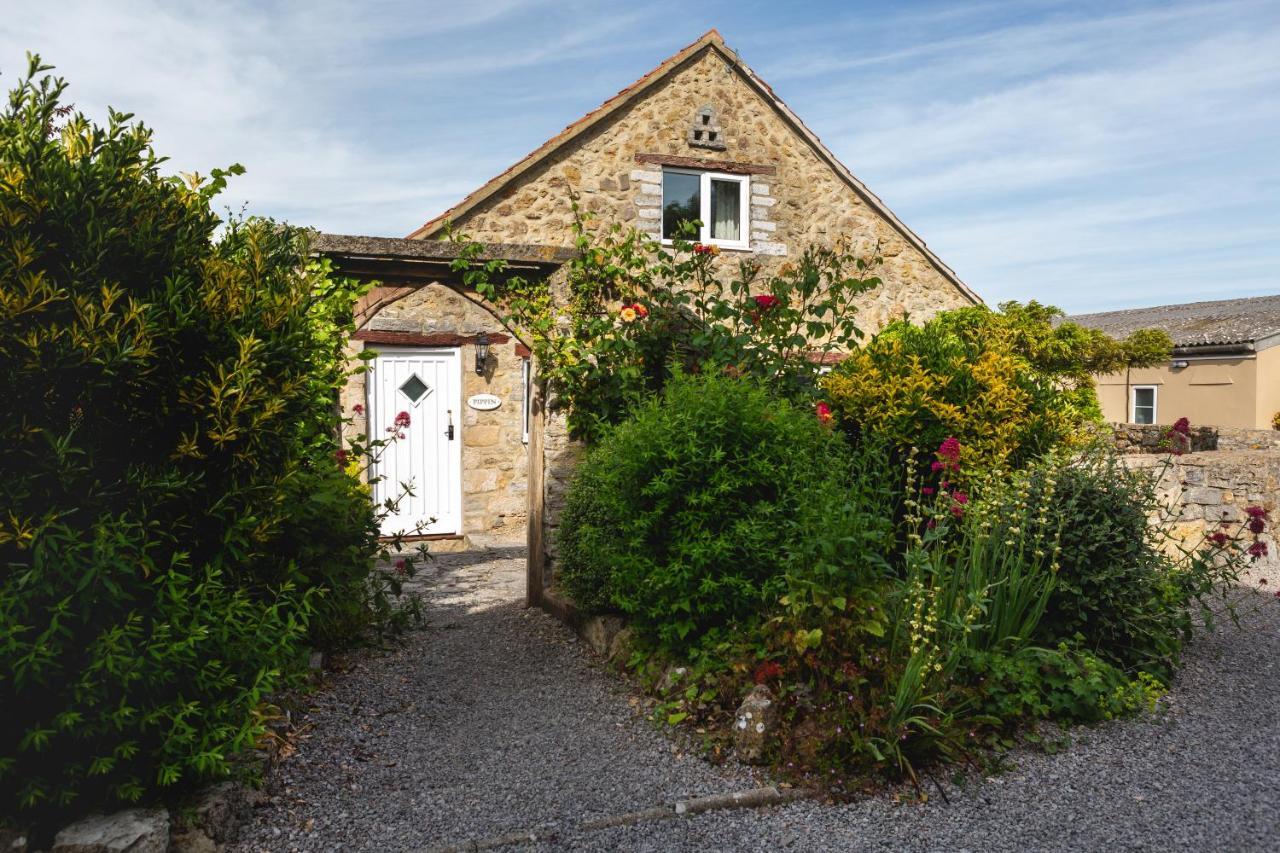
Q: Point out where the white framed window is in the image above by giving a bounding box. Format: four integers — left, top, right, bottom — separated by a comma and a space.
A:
1131, 385, 1157, 425
521, 357, 531, 444
661, 168, 750, 250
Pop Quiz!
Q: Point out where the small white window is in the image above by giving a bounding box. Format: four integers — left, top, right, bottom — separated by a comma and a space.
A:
521, 357, 531, 444
661, 168, 749, 250
1131, 386, 1157, 425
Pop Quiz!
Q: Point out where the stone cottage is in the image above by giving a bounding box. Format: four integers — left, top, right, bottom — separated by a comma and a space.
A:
316, 30, 981, 596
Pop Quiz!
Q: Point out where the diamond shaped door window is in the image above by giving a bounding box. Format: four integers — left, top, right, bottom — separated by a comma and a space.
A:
399, 373, 430, 406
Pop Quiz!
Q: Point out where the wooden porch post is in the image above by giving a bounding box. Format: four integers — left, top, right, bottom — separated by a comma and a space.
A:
525, 366, 547, 607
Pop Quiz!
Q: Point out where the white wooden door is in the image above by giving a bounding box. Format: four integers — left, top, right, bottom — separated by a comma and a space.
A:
368, 347, 462, 536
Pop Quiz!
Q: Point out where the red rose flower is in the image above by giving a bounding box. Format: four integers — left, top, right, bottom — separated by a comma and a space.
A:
753, 294, 781, 311
754, 661, 784, 684
816, 401, 833, 425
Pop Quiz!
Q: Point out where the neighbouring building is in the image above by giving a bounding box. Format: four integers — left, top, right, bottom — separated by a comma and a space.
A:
1070, 293, 1280, 430
316, 30, 981, 589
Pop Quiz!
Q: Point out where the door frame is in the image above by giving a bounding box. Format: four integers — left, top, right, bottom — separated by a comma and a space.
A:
366, 344, 464, 537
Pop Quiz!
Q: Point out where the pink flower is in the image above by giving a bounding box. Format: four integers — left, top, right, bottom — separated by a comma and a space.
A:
952, 492, 969, 505
1172, 417, 1191, 435
816, 401, 833, 425
921, 487, 935, 496
1207, 531, 1230, 547
1248, 540, 1269, 560
1249, 518, 1266, 535
334, 448, 348, 467
394, 559, 408, 576
937, 437, 961, 463
930, 461, 945, 472
394, 411, 411, 429
1245, 505, 1269, 520
352, 403, 364, 415
753, 294, 781, 311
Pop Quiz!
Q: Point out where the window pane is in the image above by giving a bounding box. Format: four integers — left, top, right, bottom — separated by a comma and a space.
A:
710, 179, 741, 241
1133, 388, 1155, 424
662, 172, 700, 239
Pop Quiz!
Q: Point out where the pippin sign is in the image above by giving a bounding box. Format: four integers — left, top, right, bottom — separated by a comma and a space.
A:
468, 394, 502, 411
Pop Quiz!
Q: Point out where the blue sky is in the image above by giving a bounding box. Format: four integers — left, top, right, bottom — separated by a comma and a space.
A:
2, 0, 1277, 313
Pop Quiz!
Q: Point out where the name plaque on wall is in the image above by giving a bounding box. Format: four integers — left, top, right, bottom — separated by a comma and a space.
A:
467, 394, 502, 411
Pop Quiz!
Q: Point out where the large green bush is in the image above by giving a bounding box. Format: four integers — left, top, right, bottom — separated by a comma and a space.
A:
557, 372, 852, 653
1034, 450, 1241, 678
0, 60, 377, 821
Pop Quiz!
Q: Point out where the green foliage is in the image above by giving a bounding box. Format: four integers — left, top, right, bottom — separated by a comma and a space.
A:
557, 372, 848, 653
961, 644, 1164, 725
821, 301, 1173, 477
0, 58, 390, 821
461, 208, 878, 443
1037, 449, 1245, 679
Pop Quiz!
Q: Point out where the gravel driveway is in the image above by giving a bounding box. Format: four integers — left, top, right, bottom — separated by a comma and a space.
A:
234, 549, 1280, 852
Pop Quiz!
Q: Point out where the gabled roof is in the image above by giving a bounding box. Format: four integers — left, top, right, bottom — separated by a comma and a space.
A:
407, 30, 980, 306
1068, 293, 1280, 352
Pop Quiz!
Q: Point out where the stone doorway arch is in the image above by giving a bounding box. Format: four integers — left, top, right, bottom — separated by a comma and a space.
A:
311, 233, 571, 606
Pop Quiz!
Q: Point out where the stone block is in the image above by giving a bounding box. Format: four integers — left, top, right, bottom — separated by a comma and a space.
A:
1181, 466, 1206, 485
752, 183, 770, 195
580, 614, 627, 657
752, 241, 788, 256
465, 425, 501, 447
53, 809, 169, 853
463, 469, 498, 493
630, 169, 661, 183
638, 182, 661, 195
751, 195, 776, 206
1185, 487, 1222, 505
734, 684, 778, 764
751, 219, 776, 231
637, 207, 661, 219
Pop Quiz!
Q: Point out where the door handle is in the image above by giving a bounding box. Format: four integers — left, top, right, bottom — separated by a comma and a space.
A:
445, 409, 455, 441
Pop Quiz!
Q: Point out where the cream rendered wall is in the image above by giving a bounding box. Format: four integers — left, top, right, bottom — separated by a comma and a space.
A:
1095, 356, 1260, 428
1255, 346, 1280, 430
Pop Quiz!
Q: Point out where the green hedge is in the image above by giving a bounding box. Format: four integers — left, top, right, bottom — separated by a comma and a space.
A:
0, 59, 376, 821
557, 372, 854, 653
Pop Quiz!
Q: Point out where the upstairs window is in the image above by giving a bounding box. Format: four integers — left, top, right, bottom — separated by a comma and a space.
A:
661, 168, 749, 250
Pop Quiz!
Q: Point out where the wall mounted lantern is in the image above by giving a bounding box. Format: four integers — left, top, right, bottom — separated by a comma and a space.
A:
475, 332, 490, 375
1171, 359, 1189, 369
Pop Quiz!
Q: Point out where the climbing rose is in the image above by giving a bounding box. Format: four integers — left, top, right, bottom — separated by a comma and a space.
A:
619, 305, 638, 322
693, 243, 720, 256
633, 303, 649, 319
394, 411, 411, 428
753, 294, 781, 310
816, 401, 833, 425
754, 661, 783, 684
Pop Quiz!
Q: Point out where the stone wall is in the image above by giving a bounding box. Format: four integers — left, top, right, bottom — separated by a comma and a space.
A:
1123, 450, 1279, 566
342, 284, 529, 541
437, 45, 976, 334
1112, 422, 1280, 454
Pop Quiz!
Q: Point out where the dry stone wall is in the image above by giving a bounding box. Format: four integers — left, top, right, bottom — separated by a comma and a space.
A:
1113, 422, 1280, 453
1124, 450, 1279, 567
